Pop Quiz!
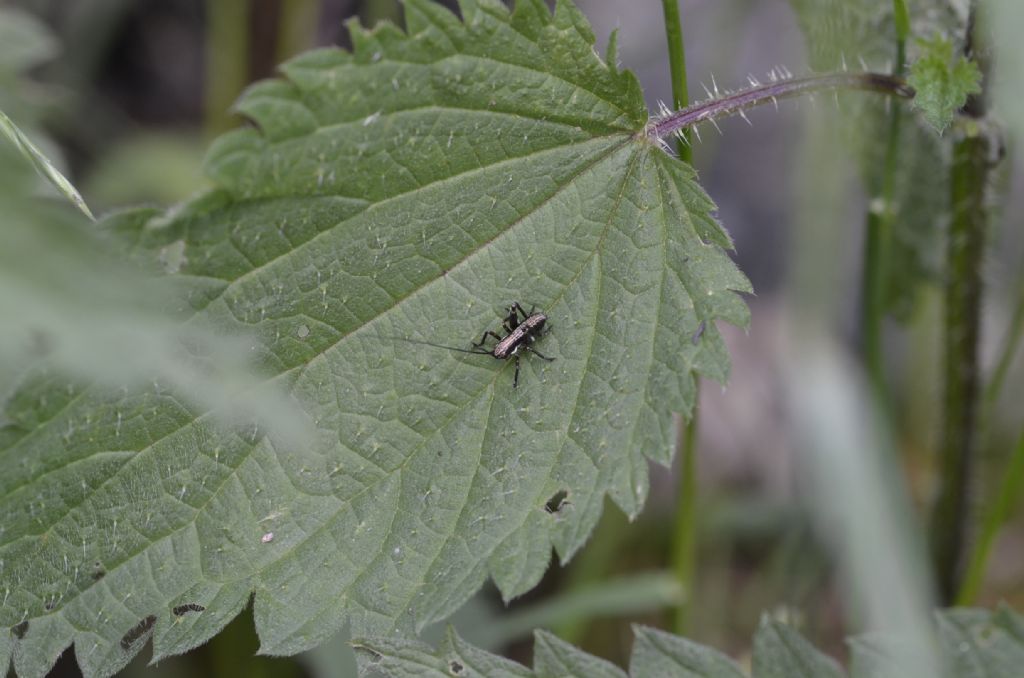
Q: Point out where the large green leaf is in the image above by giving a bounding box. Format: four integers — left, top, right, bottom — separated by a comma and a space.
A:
0, 1, 749, 676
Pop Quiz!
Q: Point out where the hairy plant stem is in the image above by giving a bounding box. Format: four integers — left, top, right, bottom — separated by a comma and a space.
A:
646, 73, 914, 142
929, 1, 992, 603
861, 15, 908, 414
660, 0, 698, 637
661, 0, 692, 163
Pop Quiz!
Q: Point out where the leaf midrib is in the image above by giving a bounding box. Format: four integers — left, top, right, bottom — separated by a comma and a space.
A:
0, 134, 632, 506
2, 139, 643, 633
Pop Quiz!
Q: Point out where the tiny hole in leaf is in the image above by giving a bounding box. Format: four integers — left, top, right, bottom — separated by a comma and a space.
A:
544, 490, 569, 514
448, 660, 464, 674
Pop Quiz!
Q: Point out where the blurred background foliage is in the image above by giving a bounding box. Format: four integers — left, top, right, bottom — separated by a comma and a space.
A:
1, 0, 1022, 676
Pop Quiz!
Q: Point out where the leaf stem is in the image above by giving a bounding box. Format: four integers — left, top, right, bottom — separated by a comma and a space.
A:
660, 0, 698, 636
929, 0, 992, 603
984, 274, 1024, 407
671, 409, 698, 635
661, 0, 692, 163
204, 0, 250, 138
956, 429, 1024, 605
645, 72, 914, 142
860, 4, 908, 416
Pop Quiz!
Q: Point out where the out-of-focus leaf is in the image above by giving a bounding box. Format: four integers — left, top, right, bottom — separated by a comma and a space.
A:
787, 0, 964, 320
630, 625, 745, 678
991, 0, 1024, 144
474, 572, 682, 648
358, 607, 1024, 677
937, 607, 1024, 678
82, 133, 208, 209
533, 629, 626, 678
0, 109, 93, 219
0, 6, 80, 216
0, 1, 750, 675
0, 7, 59, 73
752, 617, 845, 678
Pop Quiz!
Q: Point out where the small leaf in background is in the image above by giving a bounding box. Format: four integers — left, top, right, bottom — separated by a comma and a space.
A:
356, 607, 1024, 677
752, 617, 845, 678
534, 629, 626, 678
0, 7, 58, 72
991, 0, 1024, 145
0, 109, 94, 219
630, 625, 745, 678
908, 35, 982, 132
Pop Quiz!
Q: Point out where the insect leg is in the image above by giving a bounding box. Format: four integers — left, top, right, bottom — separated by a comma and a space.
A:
513, 356, 521, 388
502, 306, 521, 332
525, 346, 555, 361
472, 330, 504, 349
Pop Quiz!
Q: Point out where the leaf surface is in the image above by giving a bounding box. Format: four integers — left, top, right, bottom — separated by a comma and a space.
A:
0, 1, 749, 675
908, 35, 982, 133
358, 607, 1024, 677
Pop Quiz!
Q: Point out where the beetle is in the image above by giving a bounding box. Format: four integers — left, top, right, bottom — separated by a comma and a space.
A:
397, 302, 554, 388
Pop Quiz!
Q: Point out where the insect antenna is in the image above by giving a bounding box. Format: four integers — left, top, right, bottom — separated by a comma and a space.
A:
383, 336, 492, 356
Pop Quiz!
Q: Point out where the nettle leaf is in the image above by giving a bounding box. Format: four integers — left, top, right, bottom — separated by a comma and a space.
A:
752, 618, 844, 678
359, 607, 1024, 677
0, 1, 749, 675
908, 35, 982, 133
354, 625, 744, 677
787, 0, 962, 319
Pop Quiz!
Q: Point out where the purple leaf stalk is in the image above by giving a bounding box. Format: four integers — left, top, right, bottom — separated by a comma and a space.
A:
645, 71, 915, 143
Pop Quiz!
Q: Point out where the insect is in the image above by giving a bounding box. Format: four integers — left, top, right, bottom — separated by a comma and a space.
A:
398, 302, 554, 388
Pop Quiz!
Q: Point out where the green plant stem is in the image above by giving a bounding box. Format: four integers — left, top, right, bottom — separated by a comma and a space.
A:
671, 408, 698, 635
660, 0, 698, 637
930, 123, 989, 603
860, 115, 901, 410
956, 430, 1024, 605
928, 15, 991, 600
954, 184, 1024, 606
860, 18, 907, 412
661, 0, 691, 163
929, 0, 993, 605
275, 0, 320, 64
204, 0, 250, 138
984, 276, 1024, 406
